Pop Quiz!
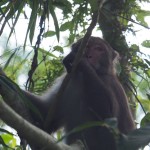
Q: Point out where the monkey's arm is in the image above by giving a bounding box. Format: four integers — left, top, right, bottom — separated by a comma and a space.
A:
21, 73, 66, 118
78, 59, 118, 118
79, 60, 135, 133
78, 58, 113, 94
0, 68, 66, 126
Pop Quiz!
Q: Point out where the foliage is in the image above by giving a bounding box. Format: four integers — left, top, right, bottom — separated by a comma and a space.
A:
0, 128, 20, 150
0, 0, 150, 149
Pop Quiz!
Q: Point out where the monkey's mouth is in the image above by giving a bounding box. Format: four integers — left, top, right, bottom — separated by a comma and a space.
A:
87, 58, 97, 66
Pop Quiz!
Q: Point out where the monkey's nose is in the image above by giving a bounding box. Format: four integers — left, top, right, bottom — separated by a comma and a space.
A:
87, 55, 92, 58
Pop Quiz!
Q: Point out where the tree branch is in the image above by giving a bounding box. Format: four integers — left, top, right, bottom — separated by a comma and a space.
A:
0, 99, 86, 150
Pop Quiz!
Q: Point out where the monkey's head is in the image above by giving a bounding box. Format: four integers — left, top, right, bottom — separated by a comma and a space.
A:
63, 36, 119, 74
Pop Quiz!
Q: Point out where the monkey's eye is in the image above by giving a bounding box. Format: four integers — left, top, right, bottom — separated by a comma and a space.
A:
85, 54, 91, 58
94, 46, 104, 52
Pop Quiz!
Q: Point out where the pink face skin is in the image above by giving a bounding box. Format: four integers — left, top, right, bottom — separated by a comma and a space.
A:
85, 44, 106, 67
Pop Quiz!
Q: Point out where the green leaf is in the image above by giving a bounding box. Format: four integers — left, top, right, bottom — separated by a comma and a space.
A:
0, 0, 8, 6
38, 48, 57, 58
136, 10, 150, 27
28, 0, 41, 45
52, 0, 72, 13
60, 21, 73, 31
58, 118, 117, 142
43, 31, 56, 37
4, 1, 22, 21
53, 46, 64, 53
49, 0, 60, 42
88, 0, 98, 12
7, 1, 25, 43
4, 49, 18, 70
141, 40, 150, 48
0, 1, 25, 38
141, 113, 150, 127
0, 134, 14, 149
24, 0, 38, 46
138, 9, 150, 17
57, 121, 105, 142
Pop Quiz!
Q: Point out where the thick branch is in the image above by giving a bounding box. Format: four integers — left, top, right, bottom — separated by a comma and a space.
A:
0, 100, 71, 150
0, 99, 85, 150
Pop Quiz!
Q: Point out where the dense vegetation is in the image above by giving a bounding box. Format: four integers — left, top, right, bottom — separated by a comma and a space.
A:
0, 0, 149, 149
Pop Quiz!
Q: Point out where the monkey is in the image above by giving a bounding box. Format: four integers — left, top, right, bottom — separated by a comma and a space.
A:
1, 36, 135, 150
61, 37, 135, 146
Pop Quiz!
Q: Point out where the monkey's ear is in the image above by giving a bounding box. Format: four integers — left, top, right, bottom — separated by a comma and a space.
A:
112, 50, 120, 60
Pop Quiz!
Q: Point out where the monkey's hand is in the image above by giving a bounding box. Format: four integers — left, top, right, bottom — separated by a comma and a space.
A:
77, 58, 106, 88
78, 58, 96, 73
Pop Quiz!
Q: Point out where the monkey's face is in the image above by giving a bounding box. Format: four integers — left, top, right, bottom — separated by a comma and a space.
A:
70, 36, 117, 73
86, 45, 103, 66
85, 42, 111, 70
